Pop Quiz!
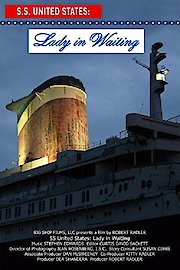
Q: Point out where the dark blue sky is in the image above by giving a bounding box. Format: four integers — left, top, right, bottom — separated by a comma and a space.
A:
0, 0, 180, 171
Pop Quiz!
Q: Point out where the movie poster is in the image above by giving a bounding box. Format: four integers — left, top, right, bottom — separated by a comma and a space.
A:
0, 0, 180, 268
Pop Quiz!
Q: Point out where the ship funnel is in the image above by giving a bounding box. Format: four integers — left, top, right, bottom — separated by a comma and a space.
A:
6, 76, 89, 166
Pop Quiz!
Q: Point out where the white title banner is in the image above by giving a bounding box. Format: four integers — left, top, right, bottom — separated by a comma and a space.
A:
28, 29, 144, 54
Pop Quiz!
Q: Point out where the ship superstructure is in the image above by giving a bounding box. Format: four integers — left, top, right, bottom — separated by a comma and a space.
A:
0, 43, 180, 262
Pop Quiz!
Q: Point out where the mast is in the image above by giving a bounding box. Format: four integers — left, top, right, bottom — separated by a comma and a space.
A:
134, 42, 168, 120
150, 42, 168, 119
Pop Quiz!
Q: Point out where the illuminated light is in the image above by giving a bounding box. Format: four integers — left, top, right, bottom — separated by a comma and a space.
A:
156, 73, 165, 81
11, 161, 16, 165
156, 68, 169, 81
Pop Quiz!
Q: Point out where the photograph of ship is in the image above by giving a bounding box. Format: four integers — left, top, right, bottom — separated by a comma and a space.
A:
0, 1, 180, 268
0, 41, 180, 268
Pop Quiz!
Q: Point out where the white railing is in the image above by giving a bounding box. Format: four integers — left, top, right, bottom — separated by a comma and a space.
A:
88, 130, 128, 149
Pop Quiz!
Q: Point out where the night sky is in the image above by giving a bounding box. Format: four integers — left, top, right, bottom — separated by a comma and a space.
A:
0, 0, 180, 171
